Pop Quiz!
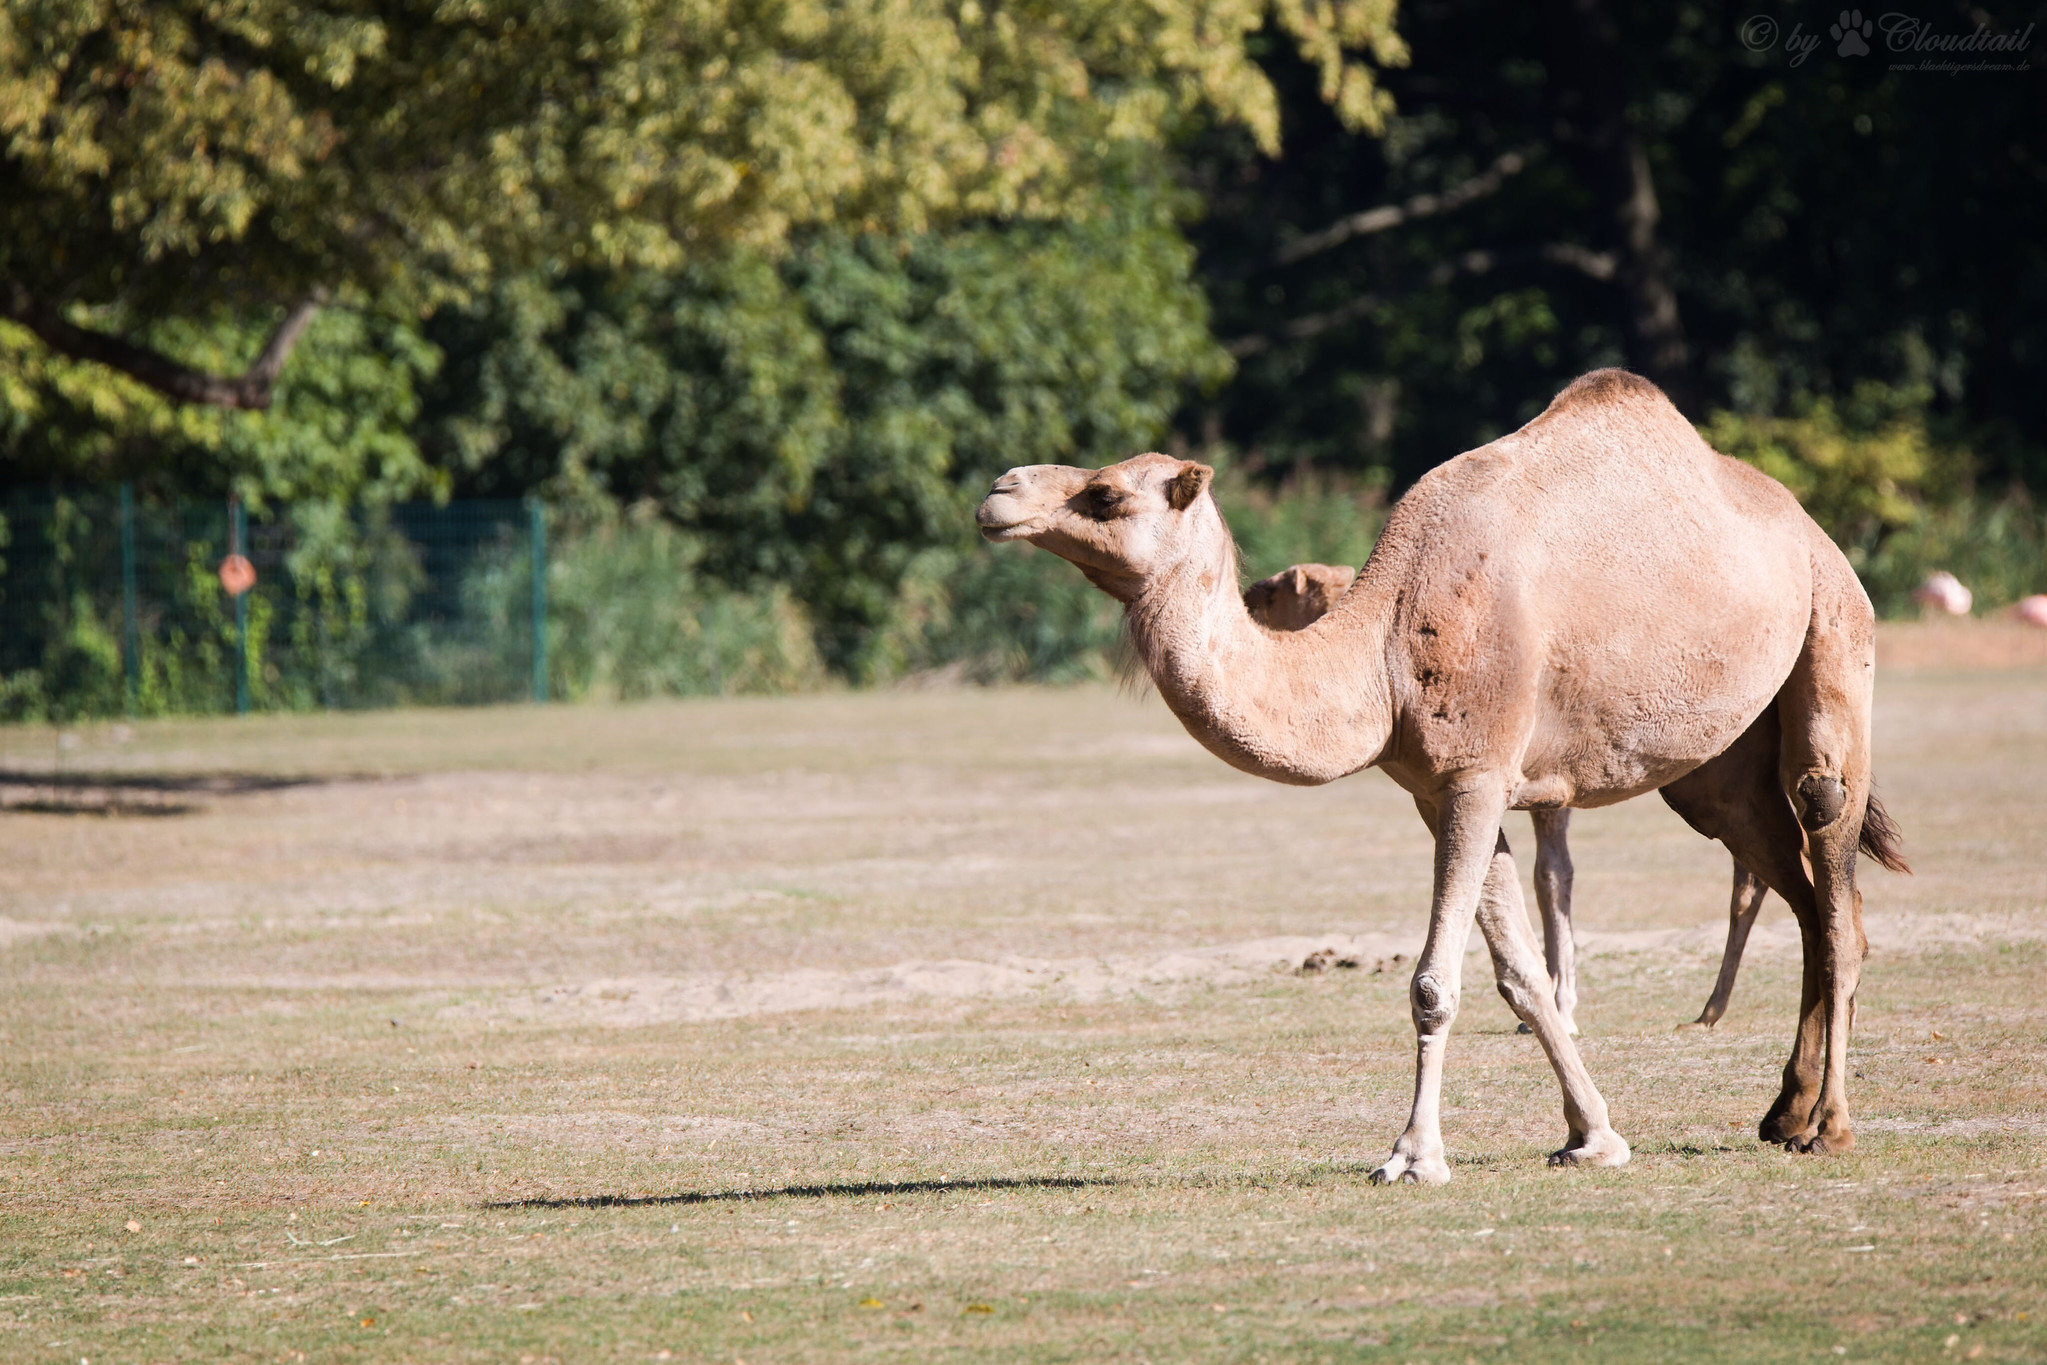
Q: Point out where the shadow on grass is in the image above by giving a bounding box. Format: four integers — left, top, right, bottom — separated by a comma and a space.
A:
491, 1175, 1120, 1211
0, 768, 341, 817
1, 797, 204, 816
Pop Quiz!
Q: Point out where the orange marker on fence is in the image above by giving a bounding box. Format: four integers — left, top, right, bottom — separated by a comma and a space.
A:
218, 553, 256, 598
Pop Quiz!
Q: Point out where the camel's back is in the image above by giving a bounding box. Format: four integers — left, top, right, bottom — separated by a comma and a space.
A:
1392, 372, 1792, 542
1354, 370, 1834, 801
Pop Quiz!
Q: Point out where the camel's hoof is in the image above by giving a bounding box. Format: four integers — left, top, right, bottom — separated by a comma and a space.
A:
1759, 1107, 1816, 1145
1783, 1127, 1855, 1156
1548, 1128, 1631, 1169
1369, 1153, 1451, 1186
1674, 1018, 1715, 1032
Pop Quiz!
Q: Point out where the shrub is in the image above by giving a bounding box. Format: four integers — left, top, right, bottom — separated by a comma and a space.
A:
1703, 384, 2047, 616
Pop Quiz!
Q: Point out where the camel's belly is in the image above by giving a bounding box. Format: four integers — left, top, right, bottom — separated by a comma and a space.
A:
1517, 565, 1810, 805
1386, 473, 1818, 806
1517, 677, 1783, 809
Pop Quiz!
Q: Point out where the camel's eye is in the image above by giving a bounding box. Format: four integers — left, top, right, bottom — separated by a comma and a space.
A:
1081, 485, 1125, 520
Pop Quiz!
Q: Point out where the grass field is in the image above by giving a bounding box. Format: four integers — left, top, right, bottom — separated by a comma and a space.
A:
2, 662, 2044, 1363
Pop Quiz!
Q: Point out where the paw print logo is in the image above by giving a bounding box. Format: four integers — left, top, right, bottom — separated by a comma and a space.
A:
1831, 9, 1873, 56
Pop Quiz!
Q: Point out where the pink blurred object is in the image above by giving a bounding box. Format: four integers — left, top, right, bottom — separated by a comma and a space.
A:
2015, 594, 2047, 628
1911, 571, 1972, 616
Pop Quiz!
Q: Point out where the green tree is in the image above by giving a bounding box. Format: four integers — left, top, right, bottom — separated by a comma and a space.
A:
1182, 0, 2047, 492
422, 173, 1229, 672
1, 308, 442, 505
1, 0, 1402, 411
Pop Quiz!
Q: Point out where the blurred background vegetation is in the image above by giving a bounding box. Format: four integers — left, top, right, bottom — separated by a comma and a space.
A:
2, 0, 2042, 717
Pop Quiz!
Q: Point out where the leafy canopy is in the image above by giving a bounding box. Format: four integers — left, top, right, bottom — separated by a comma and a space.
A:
0, 309, 440, 504
1, 0, 1404, 324
422, 174, 1229, 671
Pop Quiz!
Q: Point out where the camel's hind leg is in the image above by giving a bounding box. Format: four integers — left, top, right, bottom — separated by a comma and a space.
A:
1528, 809, 1581, 1036
1529, 810, 1767, 1035
1686, 864, 1769, 1029
1769, 560, 1878, 1153
1660, 707, 1827, 1140
1471, 834, 1627, 1169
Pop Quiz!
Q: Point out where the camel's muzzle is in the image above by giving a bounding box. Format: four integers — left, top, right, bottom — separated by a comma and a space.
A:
976, 467, 1065, 541
975, 493, 1033, 541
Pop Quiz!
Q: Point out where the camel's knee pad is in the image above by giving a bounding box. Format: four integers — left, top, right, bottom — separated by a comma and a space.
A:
1494, 975, 1539, 1019
1795, 774, 1847, 832
1410, 972, 1456, 1033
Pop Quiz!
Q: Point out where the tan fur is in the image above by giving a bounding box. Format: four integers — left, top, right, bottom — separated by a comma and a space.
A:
979, 369, 1890, 1180
1250, 562, 1765, 1035
1244, 563, 1357, 633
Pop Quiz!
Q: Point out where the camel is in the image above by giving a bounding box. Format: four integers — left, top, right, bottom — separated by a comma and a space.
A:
1245, 564, 1775, 1032
1244, 562, 1358, 631
1531, 813, 1774, 1032
978, 369, 1906, 1182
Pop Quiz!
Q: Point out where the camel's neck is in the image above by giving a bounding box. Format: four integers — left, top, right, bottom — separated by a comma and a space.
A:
1125, 506, 1394, 786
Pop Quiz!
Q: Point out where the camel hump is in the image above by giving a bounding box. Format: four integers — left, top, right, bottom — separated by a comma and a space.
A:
1507, 367, 1708, 483
1535, 368, 1674, 423
1547, 366, 1662, 409
1403, 369, 1694, 513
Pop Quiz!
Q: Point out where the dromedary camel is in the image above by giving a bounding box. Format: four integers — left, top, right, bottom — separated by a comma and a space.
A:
1243, 562, 1359, 632
978, 369, 1906, 1182
1245, 563, 1777, 1032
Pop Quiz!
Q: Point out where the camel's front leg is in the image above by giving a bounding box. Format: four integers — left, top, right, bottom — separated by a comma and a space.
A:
1473, 848, 1630, 1169
1371, 790, 1508, 1187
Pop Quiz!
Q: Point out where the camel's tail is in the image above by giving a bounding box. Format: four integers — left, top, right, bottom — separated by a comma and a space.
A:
1860, 789, 1910, 874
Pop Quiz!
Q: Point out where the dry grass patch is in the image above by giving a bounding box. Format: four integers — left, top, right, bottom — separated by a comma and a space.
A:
2, 673, 2045, 1361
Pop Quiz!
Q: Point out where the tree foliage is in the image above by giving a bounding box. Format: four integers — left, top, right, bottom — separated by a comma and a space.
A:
0, 308, 441, 504
0, 0, 1400, 406
1184, 0, 2047, 491
6, 0, 2046, 715
421, 176, 1228, 670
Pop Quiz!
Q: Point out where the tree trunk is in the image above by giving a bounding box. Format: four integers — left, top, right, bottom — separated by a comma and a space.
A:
1541, 0, 1699, 415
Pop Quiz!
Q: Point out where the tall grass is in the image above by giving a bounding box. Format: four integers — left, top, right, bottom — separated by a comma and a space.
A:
534, 506, 825, 700
1856, 489, 2047, 616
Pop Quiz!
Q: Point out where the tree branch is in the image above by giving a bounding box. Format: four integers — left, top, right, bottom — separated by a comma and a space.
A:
1226, 292, 1385, 357
1537, 242, 1617, 279
1224, 244, 1617, 357
1541, 0, 1696, 412
1274, 149, 1534, 266
1, 283, 326, 410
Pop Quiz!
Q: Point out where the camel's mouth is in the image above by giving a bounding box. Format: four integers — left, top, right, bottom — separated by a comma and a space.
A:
978, 470, 1072, 542
974, 490, 1040, 541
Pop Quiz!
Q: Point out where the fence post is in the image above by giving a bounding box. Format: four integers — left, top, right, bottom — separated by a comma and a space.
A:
231, 496, 249, 716
528, 498, 547, 704
119, 482, 139, 716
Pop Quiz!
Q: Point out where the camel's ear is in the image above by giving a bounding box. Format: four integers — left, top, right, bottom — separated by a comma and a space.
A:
1167, 462, 1213, 511
1286, 566, 1308, 593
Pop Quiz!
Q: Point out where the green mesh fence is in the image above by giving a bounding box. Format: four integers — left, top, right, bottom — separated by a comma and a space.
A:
0, 488, 544, 720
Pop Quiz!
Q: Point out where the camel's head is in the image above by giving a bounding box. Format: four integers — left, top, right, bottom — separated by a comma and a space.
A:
1244, 563, 1358, 631
975, 453, 1216, 602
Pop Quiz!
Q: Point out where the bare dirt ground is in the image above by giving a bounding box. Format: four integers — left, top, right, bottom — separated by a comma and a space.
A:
1876, 619, 2047, 672
2, 653, 2044, 1362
